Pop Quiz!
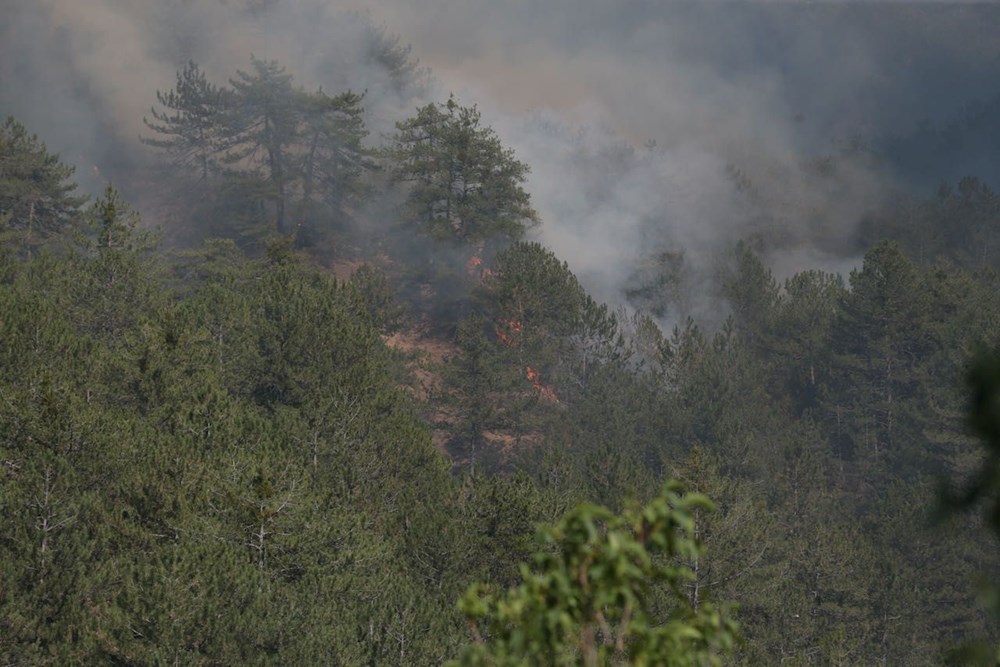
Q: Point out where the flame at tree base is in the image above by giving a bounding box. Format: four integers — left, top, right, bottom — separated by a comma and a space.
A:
526, 366, 559, 403
496, 318, 523, 347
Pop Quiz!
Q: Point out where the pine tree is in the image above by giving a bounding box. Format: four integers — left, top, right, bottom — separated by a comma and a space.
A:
0, 116, 86, 245
826, 241, 937, 475
225, 57, 302, 234
297, 88, 376, 234
144, 59, 376, 244
142, 61, 232, 184
388, 96, 538, 243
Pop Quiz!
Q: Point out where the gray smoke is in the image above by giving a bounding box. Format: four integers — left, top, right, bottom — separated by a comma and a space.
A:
3, 0, 1000, 323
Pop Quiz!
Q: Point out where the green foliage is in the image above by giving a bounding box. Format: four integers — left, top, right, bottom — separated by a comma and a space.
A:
388, 96, 538, 243
960, 350, 1000, 530
446, 313, 523, 472
452, 482, 738, 666
861, 176, 1000, 271
225, 57, 301, 234
719, 240, 779, 350
9, 80, 1000, 665
826, 241, 938, 472
770, 269, 845, 413
296, 89, 375, 237
350, 263, 406, 334
0, 116, 86, 246
142, 60, 232, 184
143, 58, 374, 244
72, 186, 163, 345
0, 201, 473, 663
944, 348, 1000, 664
452, 472, 567, 589
486, 242, 588, 342
362, 20, 428, 92
483, 241, 623, 393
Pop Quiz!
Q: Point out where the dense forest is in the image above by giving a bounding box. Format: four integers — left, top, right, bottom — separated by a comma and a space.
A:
4, 2, 1000, 665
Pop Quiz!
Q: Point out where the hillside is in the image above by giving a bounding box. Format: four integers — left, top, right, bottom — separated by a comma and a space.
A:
4, 5, 1000, 663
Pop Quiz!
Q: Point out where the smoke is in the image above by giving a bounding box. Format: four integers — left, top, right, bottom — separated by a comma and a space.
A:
0, 0, 429, 188
378, 0, 1000, 323
3, 0, 1000, 323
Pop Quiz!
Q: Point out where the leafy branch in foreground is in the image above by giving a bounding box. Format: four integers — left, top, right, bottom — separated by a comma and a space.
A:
945, 349, 1000, 665
452, 482, 738, 666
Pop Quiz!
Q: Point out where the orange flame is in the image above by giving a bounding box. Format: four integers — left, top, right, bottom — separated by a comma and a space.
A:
495, 318, 523, 347
526, 366, 559, 403
465, 253, 483, 276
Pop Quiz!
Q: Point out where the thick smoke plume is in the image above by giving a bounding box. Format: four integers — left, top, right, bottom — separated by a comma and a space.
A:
4, 0, 1000, 322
